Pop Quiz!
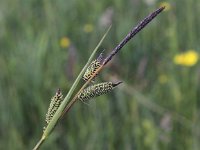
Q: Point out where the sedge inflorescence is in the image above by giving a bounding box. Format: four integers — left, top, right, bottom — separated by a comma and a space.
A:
80, 51, 122, 102
83, 51, 104, 82
44, 89, 63, 130
78, 81, 122, 102
34, 7, 165, 150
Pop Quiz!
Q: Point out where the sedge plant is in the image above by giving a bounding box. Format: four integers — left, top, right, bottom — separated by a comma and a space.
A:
33, 6, 165, 150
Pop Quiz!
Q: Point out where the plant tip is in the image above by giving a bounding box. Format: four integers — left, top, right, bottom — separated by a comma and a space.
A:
160, 6, 166, 10
113, 81, 123, 87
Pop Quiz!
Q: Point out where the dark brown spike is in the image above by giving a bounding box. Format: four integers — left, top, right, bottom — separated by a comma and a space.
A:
112, 81, 123, 87
103, 6, 165, 66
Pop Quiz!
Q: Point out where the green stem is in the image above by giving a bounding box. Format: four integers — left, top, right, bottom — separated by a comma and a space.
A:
32, 135, 46, 150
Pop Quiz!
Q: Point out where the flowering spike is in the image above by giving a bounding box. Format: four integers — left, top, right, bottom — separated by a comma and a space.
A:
44, 89, 63, 129
78, 81, 122, 102
103, 6, 165, 66
82, 50, 105, 82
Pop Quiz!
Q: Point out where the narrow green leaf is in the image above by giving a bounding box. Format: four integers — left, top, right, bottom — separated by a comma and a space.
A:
42, 25, 111, 138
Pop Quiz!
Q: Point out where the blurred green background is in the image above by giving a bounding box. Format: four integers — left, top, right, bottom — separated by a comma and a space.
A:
0, 0, 200, 149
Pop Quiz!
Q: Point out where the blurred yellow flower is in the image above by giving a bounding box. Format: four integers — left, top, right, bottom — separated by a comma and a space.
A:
83, 24, 94, 33
158, 74, 168, 84
159, 2, 171, 11
173, 50, 199, 67
60, 37, 70, 48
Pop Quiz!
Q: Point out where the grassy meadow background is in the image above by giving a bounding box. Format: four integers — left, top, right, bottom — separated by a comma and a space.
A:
0, 0, 200, 149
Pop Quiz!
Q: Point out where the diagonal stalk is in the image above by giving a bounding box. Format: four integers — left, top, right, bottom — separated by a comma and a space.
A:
33, 136, 45, 150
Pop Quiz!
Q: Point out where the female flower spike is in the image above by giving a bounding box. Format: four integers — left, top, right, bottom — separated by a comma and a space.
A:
45, 89, 63, 125
83, 51, 104, 82
78, 81, 122, 102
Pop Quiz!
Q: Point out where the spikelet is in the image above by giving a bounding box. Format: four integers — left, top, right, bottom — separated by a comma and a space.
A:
78, 81, 122, 102
83, 51, 104, 82
45, 89, 63, 125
